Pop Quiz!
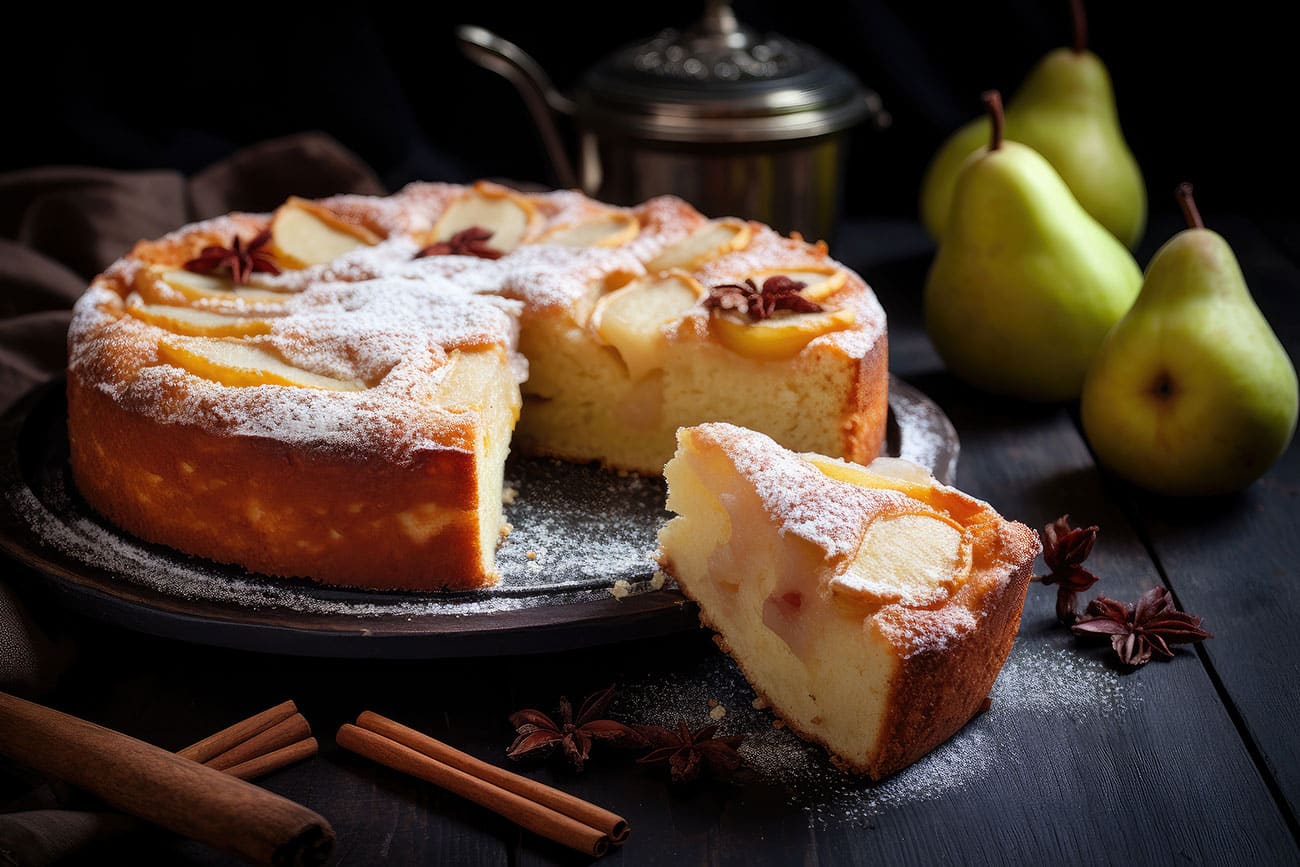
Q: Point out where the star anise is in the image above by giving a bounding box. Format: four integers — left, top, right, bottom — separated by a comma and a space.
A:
632, 721, 745, 783
702, 275, 822, 322
182, 229, 281, 285
416, 226, 504, 260
507, 685, 643, 771
1037, 514, 1100, 624
1072, 586, 1213, 667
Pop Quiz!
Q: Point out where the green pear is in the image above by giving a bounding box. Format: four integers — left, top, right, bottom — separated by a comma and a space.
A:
920, 2, 1146, 249
1081, 185, 1298, 495
925, 91, 1142, 402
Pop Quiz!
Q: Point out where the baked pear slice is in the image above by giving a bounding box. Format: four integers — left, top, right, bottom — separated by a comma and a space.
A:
541, 212, 640, 247
590, 273, 705, 380
431, 185, 536, 254
645, 218, 751, 273
156, 337, 366, 391
712, 307, 855, 360
127, 302, 273, 338
269, 197, 379, 268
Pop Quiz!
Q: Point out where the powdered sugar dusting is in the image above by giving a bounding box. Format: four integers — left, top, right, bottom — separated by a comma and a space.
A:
615, 632, 1132, 825
251, 236, 424, 291
691, 423, 911, 558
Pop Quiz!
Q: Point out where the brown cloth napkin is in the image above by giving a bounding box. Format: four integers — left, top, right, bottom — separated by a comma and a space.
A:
0, 132, 383, 865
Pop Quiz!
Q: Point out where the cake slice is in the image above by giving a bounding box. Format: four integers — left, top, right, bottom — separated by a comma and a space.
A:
657, 423, 1039, 779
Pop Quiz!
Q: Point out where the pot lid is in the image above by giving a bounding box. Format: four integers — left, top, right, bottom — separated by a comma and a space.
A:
578, 1, 882, 143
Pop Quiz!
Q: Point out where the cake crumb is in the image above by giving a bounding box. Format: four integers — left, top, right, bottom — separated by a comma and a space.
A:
709, 705, 726, 721
650, 570, 667, 590
772, 719, 786, 730
526, 550, 537, 560
609, 579, 631, 599
707, 698, 719, 708
502, 485, 519, 505
751, 697, 769, 710
499, 522, 514, 538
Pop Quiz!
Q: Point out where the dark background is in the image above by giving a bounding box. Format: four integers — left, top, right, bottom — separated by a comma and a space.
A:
3, 2, 1289, 225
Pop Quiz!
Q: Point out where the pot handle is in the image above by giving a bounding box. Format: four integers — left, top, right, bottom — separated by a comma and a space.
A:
456, 25, 580, 189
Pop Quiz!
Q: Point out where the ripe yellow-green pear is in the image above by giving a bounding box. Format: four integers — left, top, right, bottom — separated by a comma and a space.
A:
924, 91, 1142, 402
1081, 185, 1298, 495
919, 0, 1146, 248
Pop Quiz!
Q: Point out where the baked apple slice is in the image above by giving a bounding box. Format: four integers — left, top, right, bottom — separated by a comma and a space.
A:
156, 337, 365, 390
590, 273, 704, 380
645, 218, 751, 273
269, 197, 379, 268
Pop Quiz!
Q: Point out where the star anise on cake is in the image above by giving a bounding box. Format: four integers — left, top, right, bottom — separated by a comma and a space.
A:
507, 685, 643, 771
182, 229, 281, 284
416, 226, 504, 260
703, 275, 822, 322
1071, 586, 1213, 667
632, 721, 745, 783
1036, 514, 1101, 623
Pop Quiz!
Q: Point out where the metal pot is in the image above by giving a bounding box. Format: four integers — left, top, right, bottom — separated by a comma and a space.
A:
457, 0, 887, 241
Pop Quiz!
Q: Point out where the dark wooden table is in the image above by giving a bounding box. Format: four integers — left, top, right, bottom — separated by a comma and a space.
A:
3, 215, 1298, 865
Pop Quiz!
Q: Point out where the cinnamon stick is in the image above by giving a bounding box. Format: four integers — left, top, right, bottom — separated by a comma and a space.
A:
0, 691, 334, 866
224, 739, 319, 781
206, 714, 312, 772
337, 723, 610, 857
356, 711, 630, 843
177, 700, 298, 764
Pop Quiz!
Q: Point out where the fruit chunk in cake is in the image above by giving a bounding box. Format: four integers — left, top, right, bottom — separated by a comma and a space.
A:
657, 423, 1039, 779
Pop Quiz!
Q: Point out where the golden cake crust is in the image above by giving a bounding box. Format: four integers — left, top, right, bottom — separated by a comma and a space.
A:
68, 378, 488, 590
835, 520, 1035, 778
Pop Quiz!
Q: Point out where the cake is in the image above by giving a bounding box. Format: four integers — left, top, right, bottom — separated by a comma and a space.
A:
67, 182, 888, 590
656, 423, 1039, 778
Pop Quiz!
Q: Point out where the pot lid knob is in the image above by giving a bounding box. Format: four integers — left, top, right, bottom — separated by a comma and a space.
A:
630, 0, 805, 83
581, 0, 886, 142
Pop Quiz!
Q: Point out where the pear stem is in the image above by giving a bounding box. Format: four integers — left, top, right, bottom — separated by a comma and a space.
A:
1176, 183, 1205, 229
1071, 0, 1088, 53
982, 90, 1004, 151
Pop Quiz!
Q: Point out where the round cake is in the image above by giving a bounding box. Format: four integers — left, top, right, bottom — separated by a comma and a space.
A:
66, 182, 888, 590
